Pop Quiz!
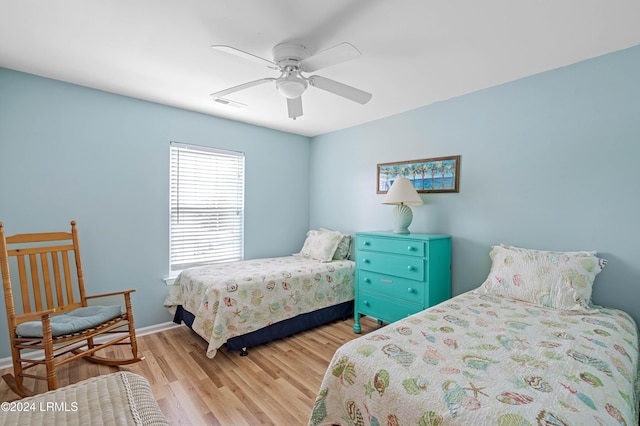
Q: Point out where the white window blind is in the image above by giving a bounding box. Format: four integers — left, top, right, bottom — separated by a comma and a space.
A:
170, 142, 244, 272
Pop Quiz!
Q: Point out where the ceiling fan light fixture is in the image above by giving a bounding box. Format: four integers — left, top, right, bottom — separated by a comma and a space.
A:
276, 75, 307, 99
210, 41, 371, 119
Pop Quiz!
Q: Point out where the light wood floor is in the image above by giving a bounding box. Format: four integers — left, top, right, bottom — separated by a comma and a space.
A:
0, 316, 379, 425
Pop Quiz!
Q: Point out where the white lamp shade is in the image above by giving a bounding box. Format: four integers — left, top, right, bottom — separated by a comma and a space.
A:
276, 76, 308, 99
382, 177, 424, 206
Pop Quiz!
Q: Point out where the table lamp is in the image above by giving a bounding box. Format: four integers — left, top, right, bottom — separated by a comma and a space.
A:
382, 177, 424, 234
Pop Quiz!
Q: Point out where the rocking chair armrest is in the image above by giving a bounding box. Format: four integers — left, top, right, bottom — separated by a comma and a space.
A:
14, 309, 56, 323
85, 289, 137, 300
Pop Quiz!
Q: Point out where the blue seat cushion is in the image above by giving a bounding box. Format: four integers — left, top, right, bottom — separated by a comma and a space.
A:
16, 305, 123, 338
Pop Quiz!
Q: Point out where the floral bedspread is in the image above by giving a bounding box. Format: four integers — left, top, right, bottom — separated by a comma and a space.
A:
310, 291, 639, 425
164, 256, 355, 358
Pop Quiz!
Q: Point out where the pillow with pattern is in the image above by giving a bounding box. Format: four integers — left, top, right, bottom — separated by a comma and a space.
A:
319, 228, 351, 260
477, 244, 605, 311
295, 229, 344, 262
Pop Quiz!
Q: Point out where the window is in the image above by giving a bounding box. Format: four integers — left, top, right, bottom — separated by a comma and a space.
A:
169, 142, 244, 272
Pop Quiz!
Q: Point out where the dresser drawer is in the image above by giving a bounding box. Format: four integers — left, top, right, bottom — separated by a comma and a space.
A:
358, 292, 422, 323
358, 236, 425, 257
357, 251, 424, 281
359, 271, 423, 304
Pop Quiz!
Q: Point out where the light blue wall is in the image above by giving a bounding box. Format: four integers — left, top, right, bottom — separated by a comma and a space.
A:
1, 45, 639, 361
310, 45, 640, 326
0, 69, 311, 358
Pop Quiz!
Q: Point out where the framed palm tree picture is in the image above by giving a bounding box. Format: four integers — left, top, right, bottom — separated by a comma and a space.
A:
377, 155, 460, 194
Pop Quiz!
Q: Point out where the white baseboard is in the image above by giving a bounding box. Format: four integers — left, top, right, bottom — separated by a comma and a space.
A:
134, 321, 181, 337
0, 321, 182, 371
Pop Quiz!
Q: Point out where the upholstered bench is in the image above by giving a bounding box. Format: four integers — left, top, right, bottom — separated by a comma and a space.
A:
0, 371, 169, 425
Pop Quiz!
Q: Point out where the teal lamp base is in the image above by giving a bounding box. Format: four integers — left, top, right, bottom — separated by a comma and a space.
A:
392, 204, 413, 234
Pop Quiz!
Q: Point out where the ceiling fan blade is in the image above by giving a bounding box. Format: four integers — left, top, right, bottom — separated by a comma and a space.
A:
287, 97, 303, 120
300, 42, 361, 72
211, 45, 278, 70
308, 75, 372, 104
210, 78, 276, 99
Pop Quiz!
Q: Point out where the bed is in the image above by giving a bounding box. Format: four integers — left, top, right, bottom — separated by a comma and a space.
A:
309, 244, 639, 425
164, 229, 356, 358
0, 372, 168, 426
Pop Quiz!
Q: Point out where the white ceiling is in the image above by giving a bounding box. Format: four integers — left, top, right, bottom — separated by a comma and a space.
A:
1, 1, 639, 137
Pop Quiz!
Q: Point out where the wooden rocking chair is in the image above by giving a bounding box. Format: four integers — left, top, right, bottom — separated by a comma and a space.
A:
0, 220, 144, 397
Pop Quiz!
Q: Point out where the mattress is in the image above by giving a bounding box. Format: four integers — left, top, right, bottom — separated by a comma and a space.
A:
0, 371, 168, 426
309, 290, 639, 425
164, 256, 355, 358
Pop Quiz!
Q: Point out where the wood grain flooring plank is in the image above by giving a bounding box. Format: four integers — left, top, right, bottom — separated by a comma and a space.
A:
0, 316, 379, 424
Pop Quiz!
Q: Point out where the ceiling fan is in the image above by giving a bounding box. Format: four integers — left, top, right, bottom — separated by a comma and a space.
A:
210, 42, 372, 120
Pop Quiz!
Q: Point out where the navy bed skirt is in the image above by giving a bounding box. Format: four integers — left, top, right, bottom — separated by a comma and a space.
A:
172, 300, 354, 352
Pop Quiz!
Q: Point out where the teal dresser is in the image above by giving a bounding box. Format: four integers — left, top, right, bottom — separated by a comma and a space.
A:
353, 232, 451, 333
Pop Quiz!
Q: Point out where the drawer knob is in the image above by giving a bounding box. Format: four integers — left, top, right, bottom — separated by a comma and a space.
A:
407, 265, 414, 271
363, 241, 371, 246
363, 258, 370, 264
363, 300, 370, 306
364, 278, 371, 283
407, 246, 414, 251
407, 287, 414, 293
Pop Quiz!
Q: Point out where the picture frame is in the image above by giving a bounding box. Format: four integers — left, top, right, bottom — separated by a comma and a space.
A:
377, 155, 460, 194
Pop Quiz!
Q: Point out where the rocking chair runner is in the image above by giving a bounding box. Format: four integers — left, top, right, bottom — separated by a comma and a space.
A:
0, 221, 144, 398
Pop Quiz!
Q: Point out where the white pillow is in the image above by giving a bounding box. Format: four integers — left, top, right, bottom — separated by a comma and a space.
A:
295, 229, 344, 262
477, 244, 605, 311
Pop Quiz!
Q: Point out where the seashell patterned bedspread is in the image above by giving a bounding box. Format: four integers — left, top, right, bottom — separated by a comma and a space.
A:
164, 256, 355, 358
309, 291, 639, 426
